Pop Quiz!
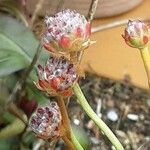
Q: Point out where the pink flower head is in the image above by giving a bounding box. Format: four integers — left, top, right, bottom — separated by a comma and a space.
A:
122, 20, 150, 49
43, 9, 91, 52
29, 101, 62, 139
36, 55, 78, 97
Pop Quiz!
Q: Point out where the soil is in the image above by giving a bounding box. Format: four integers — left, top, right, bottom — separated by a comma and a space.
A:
68, 74, 150, 150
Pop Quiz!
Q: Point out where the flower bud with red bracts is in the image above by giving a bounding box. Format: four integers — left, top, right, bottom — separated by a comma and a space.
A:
43, 9, 91, 53
29, 101, 62, 139
122, 20, 150, 49
19, 97, 37, 117
35, 55, 78, 97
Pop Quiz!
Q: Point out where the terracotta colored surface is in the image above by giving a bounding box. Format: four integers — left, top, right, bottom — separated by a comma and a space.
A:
81, 0, 150, 89
26, 0, 142, 18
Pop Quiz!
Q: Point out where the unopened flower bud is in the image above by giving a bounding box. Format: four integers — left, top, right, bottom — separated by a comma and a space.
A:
35, 55, 78, 97
19, 97, 37, 117
29, 101, 62, 139
43, 9, 91, 52
122, 20, 150, 49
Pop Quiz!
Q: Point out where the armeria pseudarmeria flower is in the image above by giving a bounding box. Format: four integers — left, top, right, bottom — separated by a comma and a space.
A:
43, 9, 91, 53
35, 55, 78, 97
122, 20, 150, 49
29, 101, 62, 140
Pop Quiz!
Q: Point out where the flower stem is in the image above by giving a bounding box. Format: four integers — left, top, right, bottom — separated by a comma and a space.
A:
87, 0, 99, 22
56, 96, 71, 138
62, 135, 75, 150
140, 46, 150, 88
73, 83, 124, 150
57, 96, 77, 150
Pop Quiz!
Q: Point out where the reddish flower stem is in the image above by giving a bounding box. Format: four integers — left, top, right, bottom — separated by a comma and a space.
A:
56, 96, 75, 149
62, 135, 75, 150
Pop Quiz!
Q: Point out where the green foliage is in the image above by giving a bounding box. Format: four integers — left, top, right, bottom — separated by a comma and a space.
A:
0, 15, 48, 77
0, 13, 50, 147
27, 83, 49, 105
0, 15, 49, 104
0, 15, 49, 141
0, 138, 19, 150
0, 0, 28, 26
72, 124, 91, 150
2, 112, 15, 124
22, 132, 36, 147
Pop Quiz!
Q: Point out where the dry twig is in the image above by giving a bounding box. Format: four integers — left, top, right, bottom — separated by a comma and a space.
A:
92, 18, 150, 33
78, 0, 99, 63
56, 0, 65, 13
30, 0, 45, 27
87, 0, 99, 22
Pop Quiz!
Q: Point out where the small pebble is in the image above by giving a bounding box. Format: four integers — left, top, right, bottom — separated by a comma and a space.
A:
90, 137, 100, 145
127, 114, 139, 121
139, 114, 145, 120
73, 118, 80, 125
107, 109, 118, 122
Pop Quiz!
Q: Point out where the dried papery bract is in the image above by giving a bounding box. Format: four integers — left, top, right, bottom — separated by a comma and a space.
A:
29, 101, 62, 140
35, 55, 78, 97
122, 20, 150, 49
43, 9, 91, 53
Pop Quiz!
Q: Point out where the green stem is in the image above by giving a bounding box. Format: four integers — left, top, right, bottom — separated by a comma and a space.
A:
73, 83, 124, 150
71, 128, 84, 150
140, 46, 150, 88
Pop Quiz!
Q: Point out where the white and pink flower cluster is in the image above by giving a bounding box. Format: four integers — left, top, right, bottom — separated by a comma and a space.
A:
30, 9, 92, 140
36, 55, 78, 97
43, 9, 91, 52
122, 20, 150, 49
29, 102, 62, 139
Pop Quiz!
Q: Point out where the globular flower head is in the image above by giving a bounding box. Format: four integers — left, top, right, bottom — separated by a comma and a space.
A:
122, 20, 150, 49
36, 55, 78, 97
43, 9, 91, 53
29, 101, 62, 139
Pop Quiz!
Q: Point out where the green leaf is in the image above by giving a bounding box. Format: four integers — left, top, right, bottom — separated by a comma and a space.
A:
22, 132, 36, 147
27, 83, 48, 105
2, 112, 15, 123
0, 137, 19, 150
0, 16, 48, 77
0, 75, 17, 105
72, 124, 91, 150
0, 48, 27, 76
0, 0, 28, 26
